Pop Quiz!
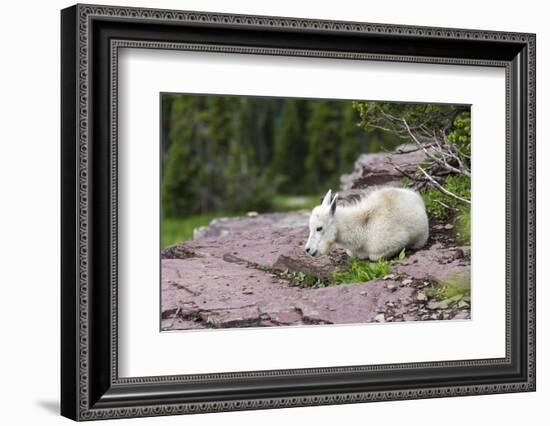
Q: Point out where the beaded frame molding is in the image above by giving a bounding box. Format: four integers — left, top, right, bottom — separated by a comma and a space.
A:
61, 3, 536, 421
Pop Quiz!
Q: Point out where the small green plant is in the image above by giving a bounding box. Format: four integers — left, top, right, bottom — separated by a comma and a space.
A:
279, 269, 325, 288
423, 274, 470, 302
397, 248, 406, 261
447, 112, 471, 160
455, 206, 471, 244
331, 258, 391, 284
330, 249, 406, 285
421, 174, 471, 220
421, 187, 447, 219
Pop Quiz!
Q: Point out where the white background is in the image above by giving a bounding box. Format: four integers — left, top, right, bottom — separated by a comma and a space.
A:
0, 0, 547, 425
119, 49, 506, 377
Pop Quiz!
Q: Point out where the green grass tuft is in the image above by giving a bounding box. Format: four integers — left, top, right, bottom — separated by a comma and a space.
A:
419, 174, 471, 244
455, 207, 471, 244
423, 273, 471, 301
420, 174, 470, 220
330, 257, 392, 285
279, 269, 325, 288
330, 249, 406, 285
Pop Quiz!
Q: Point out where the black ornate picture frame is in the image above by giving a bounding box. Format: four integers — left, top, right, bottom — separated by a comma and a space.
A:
61, 3, 536, 421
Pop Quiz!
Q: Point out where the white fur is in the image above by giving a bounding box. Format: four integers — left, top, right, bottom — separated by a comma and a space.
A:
305, 188, 429, 261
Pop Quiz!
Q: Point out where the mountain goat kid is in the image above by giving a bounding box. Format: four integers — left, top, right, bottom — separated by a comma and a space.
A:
305, 188, 429, 261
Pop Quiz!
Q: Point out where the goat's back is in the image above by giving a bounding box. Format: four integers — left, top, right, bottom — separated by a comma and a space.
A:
363, 187, 429, 251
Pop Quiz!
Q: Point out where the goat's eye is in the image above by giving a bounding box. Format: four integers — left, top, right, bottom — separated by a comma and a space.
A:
316, 226, 323, 232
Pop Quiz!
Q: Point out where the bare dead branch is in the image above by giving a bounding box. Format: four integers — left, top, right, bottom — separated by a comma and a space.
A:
389, 162, 419, 182
435, 199, 459, 212
402, 118, 470, 178
418, 166, 471, 204
393, 146, 427, 154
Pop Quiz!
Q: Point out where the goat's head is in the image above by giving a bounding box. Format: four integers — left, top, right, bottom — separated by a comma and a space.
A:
305, 189, 339, 257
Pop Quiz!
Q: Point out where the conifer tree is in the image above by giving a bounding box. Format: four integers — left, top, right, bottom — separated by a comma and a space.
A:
305, 100, 342, 190
256, 98, 275, 168
162, 96, 202, 216
162, 95, 375, 217
339, 102, 366, 174
271, 100, 306, 192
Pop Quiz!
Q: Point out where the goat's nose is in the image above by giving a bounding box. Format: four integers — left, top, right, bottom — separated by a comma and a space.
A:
305, 247, 310, 253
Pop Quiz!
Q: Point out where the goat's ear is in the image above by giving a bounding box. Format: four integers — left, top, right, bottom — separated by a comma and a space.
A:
321, 189, 333, 206
330, 193, 339, 215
